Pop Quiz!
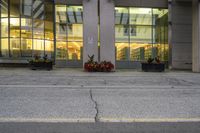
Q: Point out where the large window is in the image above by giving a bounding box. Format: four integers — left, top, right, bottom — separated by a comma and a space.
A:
115, 7, 168, 62
55, 5, 83, 60
0, 0, 54, 58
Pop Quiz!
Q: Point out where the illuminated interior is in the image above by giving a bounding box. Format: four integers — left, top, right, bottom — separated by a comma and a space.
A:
0, 0, 54, 58
0, 1, 168, 64
115, 7, 168, 61
55, 5, 83, 60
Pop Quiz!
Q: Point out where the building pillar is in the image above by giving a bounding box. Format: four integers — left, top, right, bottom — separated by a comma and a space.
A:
192, 0, 200, 72
168, 0, 172, 69
83, 0, 99, 65
99, 0, 115, 67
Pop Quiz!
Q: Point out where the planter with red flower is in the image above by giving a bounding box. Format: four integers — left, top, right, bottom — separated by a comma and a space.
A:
84, 55, 114, 72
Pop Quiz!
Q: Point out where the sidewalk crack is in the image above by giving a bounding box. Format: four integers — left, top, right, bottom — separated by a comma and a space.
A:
89, 89, 99, 122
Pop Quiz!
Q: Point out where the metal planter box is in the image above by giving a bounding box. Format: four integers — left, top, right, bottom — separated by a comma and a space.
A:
30, 61, 53, 70
141, 63, 165, 72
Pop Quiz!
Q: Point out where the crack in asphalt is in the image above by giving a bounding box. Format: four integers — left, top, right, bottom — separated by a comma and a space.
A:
89, 89, 99, 122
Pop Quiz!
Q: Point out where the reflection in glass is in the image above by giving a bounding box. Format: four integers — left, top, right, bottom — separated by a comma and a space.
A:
21, 38, 32, 57
130, 26, 152, 43
45, 21, 54, 40
129, 8, 152, 25
21, 18, 32, 38
68, 42, 82, 60
10, 18, 20, 37
115, 25, 129, 42
153, 9, 168, 61
116, 43, 129, 61
20, 0, 32, 17
1, 38, 9, 57
115, 8, 129, 25
0, 0, 54, 59
45, 40, 54, 58
56, 23, 67, 41
1, 18, 8, 37
115, 7, 168, 62
67, 6, 83, 24
33, 0, 44, 20
33, 20, 44, 39
55, 5, 83, 60
0, 0, 8, 17
130, 43, 145, 61
56, 41, 67, 59
33, 39, 44, 57
10, 0, 20, 17
10, 38, 20, 57
56, 5, 66, 23
68, 24, 83, 41
45, 2, 54, 41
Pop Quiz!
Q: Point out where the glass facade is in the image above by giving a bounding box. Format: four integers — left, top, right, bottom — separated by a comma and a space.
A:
0, 0, 54, 58
55, 5, 83, 60
115, 7, 168, 61
0, 1, 168, 68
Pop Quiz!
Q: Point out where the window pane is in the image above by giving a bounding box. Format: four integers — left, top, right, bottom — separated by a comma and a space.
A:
56, 41, 67, 59
33, 0, 44, 20
10, 38, 20, 57
129, 8, 152, 25
10, 18, 20, 37
33, 20, 44, 39
67, 24, 83, 41
20, 0, 32, 17
67, 6, 83, 24
45, 21, 54, 40
68, 42, 82, 60
116, 43, 129, 61
10, 0, 20, 17
130, 43, 152, 61
115, 25, 129, 42
45, 2, 54, 41
1, 18, 8, 37
0, 38, 9, 57
115, 8, 129, 25
33, 39, 44, 57
56, 5, 66, 23
130, 26, 152, 44
153, 9, 168, 61
56, 23, 67, 41
45, 40, 54, 58
21, 18, 32, 38
0, 0, 8, 17
21, 38, 32, 57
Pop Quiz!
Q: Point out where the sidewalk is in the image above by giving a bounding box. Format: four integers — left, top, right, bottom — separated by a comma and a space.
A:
0, 68, 200, 133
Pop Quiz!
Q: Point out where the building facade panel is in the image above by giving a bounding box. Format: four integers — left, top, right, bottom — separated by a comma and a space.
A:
100, 0, 115, 65
171, 0, 192, 69
83, 0, 98, 65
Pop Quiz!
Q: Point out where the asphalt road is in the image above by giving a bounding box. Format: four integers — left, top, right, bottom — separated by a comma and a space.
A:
0, 68, 200, 133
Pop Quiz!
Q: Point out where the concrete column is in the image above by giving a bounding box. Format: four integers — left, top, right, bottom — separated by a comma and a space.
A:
168, 0, 172, 69
83, 0, 99, 65
99, 0, 115, 67
192, 0, 200, 72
